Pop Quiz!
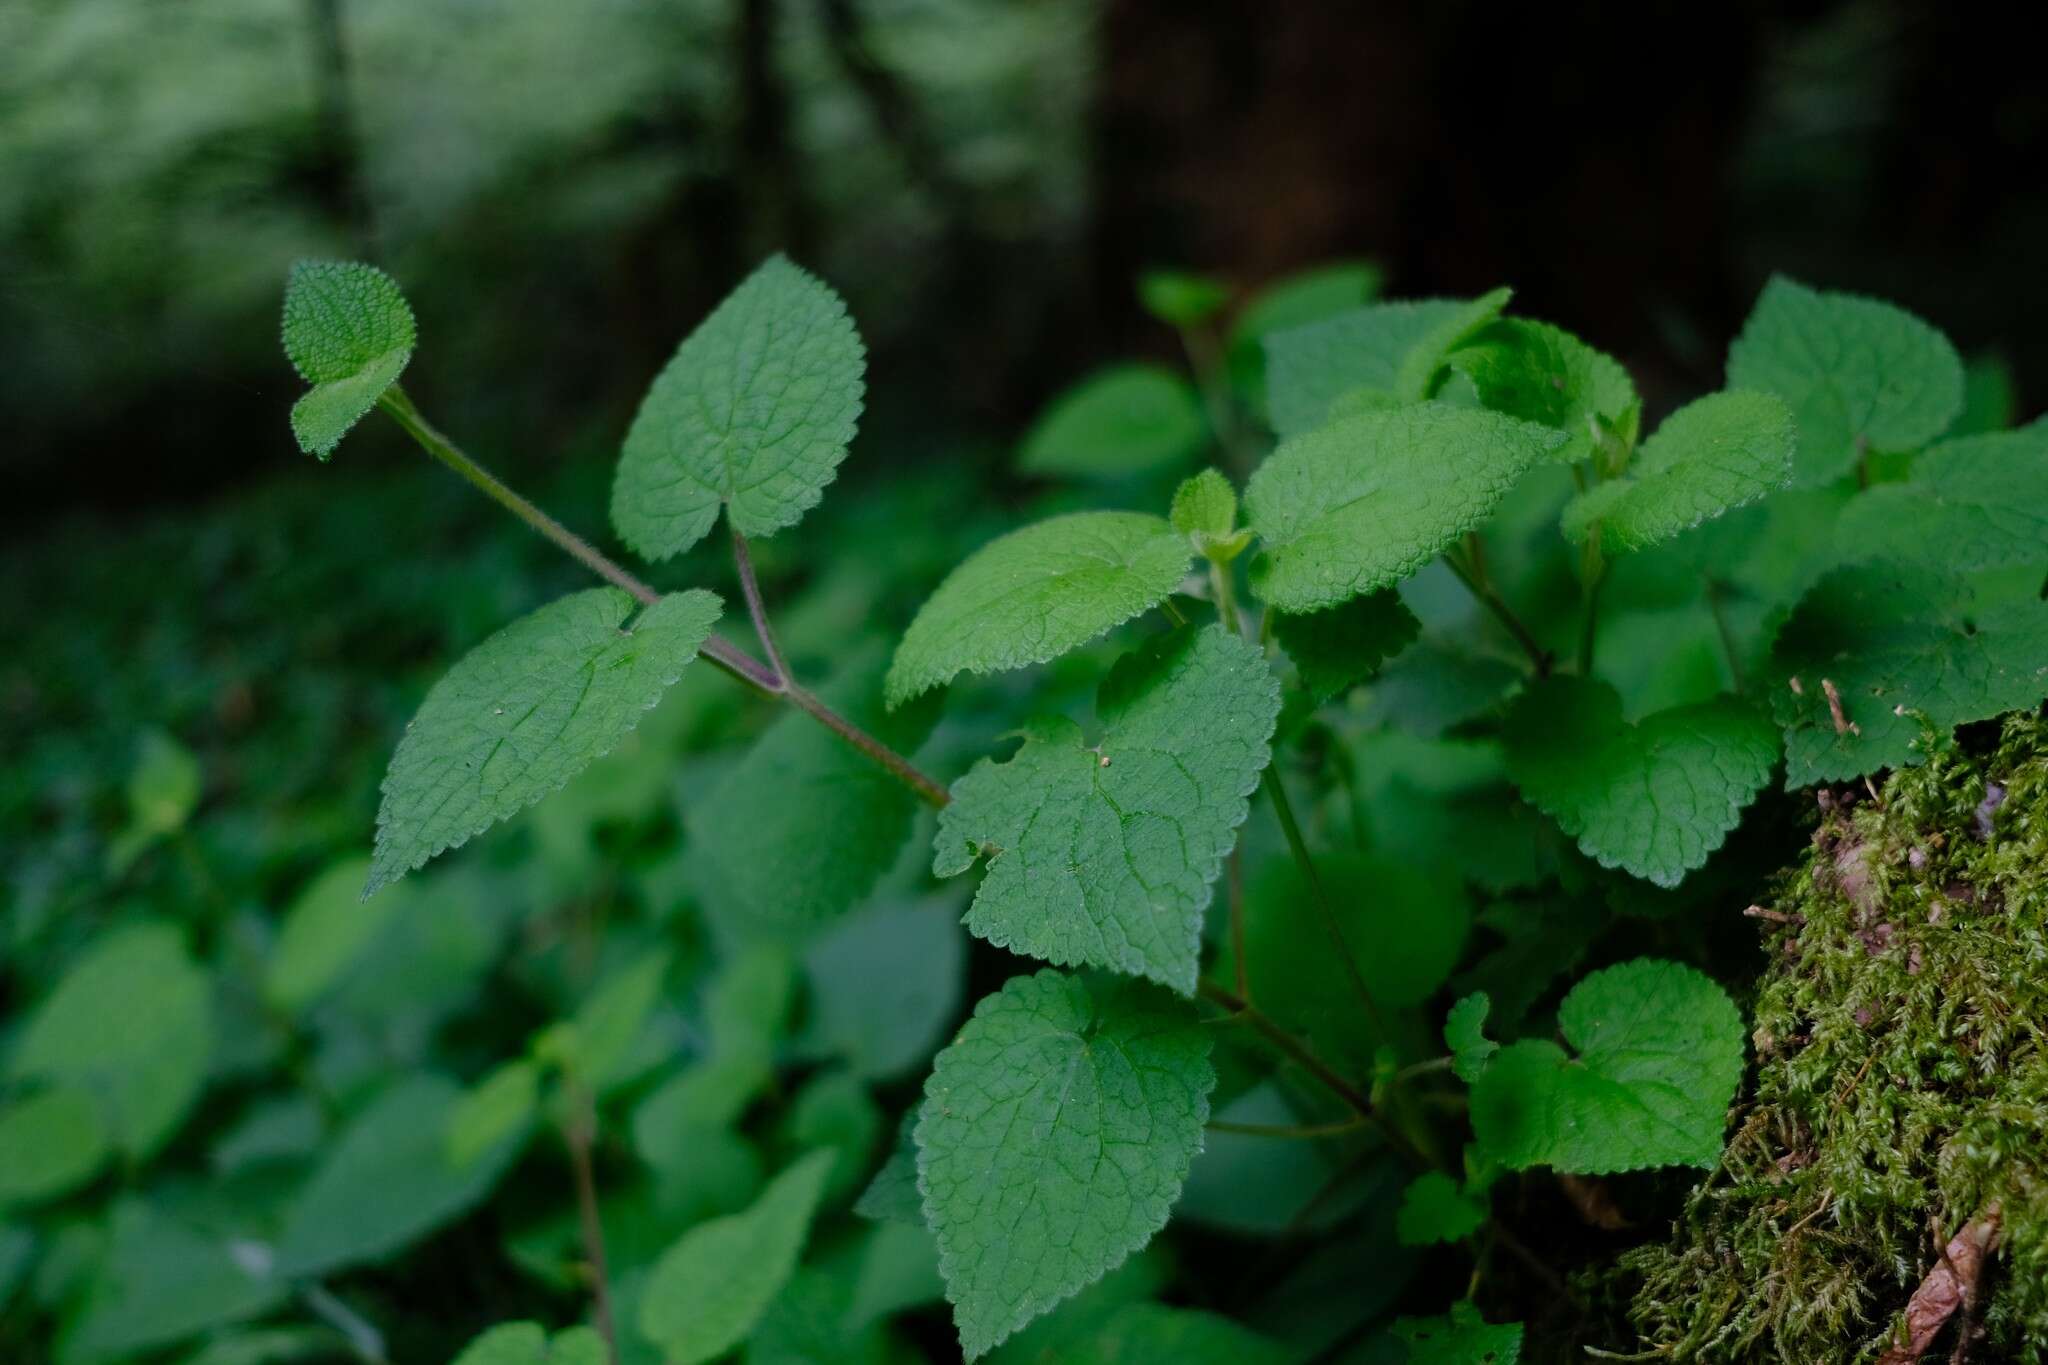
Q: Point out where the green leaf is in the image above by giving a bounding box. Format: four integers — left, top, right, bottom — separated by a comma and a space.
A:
917, 970, 1215, 1359
264, 856, 405, 1014
611, 255, 865, 559
853, 1112, 923, 1226
801, 900, 966, 1080
1395, 1171, 1486, 1246
1227, 261, 1382, 412
1245, 404, 1564, 612
1270, 590, 1420, 702
746, 1267, 898, 1365
127, 728, 202, 835
1726, 275, 1964, 486
61, 1199, 286, 1362
561, 948, 671, 1091
1068, 1303, 1291, 1365
1137, 271, 1231, 329
1263, 293, 1510, 436
272, 1075, 522, 1277
1448, 317, 1639, 465
1168, 468, 1244, 560
1390, 1301, 1524, 1364
9, 922, 212, 1160
0, 1087, 107, 1207
1018, 365, 1207, 480
776, 1069, 882, 1205
280, 260, 416, 459
1504, 677, 1777, 888
935, 627, 1280, 992
368, 587, 720, 897
1562, 391, 1795, 552
1766, 561, 2048, 786
887, 511, 1191, 707
446, 1059, 540, 1168
451, 1322, 608, 1365
1956, 353, 2018, 435
1444, 992, 1497, 1084
639, 1150, 835, 1365
1833, 423, 2048, 573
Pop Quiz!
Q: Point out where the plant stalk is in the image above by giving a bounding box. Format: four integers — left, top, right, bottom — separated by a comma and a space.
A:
563, 1085, 620, 1365
1442, 551, 1551, 676
1261, 766, 1390, 1041
730, 525, 790, 684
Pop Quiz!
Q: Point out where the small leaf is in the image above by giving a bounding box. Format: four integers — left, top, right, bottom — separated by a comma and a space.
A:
639, 1150, 835, 1365
1726, 275, 1963, 486
936, 627, 1280, 992
886, 511, 1190, 707
127, 729, 202, 835
1470, 959, 1743, 1173
264, 856, 406, 1014
1448, 317, 1639, 465
1169, 468, 1240, 553
61, 1199, 286, 1361
0, 1087, 108, 1207
451, 1322, 608, 1365
1390, 1301, 1524, 1365
1767, 561, 2048, 786
1245, 404, 1564, 612
368, 587, 720, 896
612, 255, 865, 559
1018, 364, 1208, 480
1444, 992, 1497, 1084
280, 260, 416, 458
446, 1060, 540, 1168
1833, 423, 2048, 573
917, 970, 1215, 1359
1395, 1172, 1487, 1246
1263, 292, 1509, 436
1137, 271, 1231, 329
1270, 590, 1420, 702
1562, 391, 1795, 552
1504, 677, 1778, 887
561, 949, 671, 1091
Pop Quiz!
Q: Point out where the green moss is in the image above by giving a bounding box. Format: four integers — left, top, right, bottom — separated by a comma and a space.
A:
1621, 714, 2048, 1363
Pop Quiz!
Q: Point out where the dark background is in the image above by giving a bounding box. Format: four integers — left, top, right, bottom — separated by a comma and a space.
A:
3, 0, 2042, 521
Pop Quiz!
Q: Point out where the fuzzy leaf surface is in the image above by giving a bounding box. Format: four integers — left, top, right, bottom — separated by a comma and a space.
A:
1504, 677, 1777, 887
1245, 404, 1563, 612
934, 627, 1279, 992
1018, 364, 1207, 479
916, 970, 1214, 1359
1270, 590, 1420, 702
1469, 959, 1743, 1173
1262, 292, 1508, 436
887, 511, 1190, 706
368, 587, 720, 896
1562, 391, 1795, 552
1833, 423, 2048, 573
1726, 275, 1963, 486
1449, 317, 1638, 465
612, 255, 865, 558
281, 260, 416, 458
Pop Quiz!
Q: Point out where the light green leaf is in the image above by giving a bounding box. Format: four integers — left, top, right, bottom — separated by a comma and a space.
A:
1390, 1301, 1524, 1364
1137, 271, 1231, 329
1245, 404, 1564, 612
1470, 958, 1743, 1173
935, 627, 1280, 992
127, 729, 202, 836
1833, 423, 2048, 573
1227, 260, 1382, 413
280, 260, 416, 459
1068, 1303, 1291, 1365
1726, 275, 1963, 486
9, 922, 212, 1160
1444, 992, 1497, 1084
1449, 317, 1639, 465
887, 511, 1191, 707
1395, 1171, 1486, 1246
1562, 391, 1795, 552
264, 856, 405, 1014
272, 1075, 521, 1277
1168, 468, 1243, 559
1270, 590, 1420, 702
446, 1059, 541, 1169
917, 970, 1215, 1359
1263, 293, 1509, 436
1018, 365, 1207, 480
1766, 562, 2048, 786
451, 1322, 608, 1365
611, 255, 865, 559
368, 587, 720, 897
561, 949, 671, 1091
639, 1150, 834, 1365
61, 1199, 286, 1361
1504, 677, 1777, 888
0, 1087, 107, 1207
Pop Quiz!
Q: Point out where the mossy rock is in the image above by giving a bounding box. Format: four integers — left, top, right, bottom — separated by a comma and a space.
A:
1619, 713, 2048, 1362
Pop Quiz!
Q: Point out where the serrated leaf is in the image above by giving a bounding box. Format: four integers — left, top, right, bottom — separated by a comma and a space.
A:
1245, 404, 1564, 612
0, 1087, 108, 1207
1227, 261, 1382, 414
60, 1199, 286, 1361
446, 1060, 540, 1168
916, 970, 1215, 1359
1470, 958, 1743, 1173
935, 627, 1279, 992
1018, 365, 1207, 480
887, 511, 1191, 707
1504, 677, 1777, 888
1766, 561, 2048, 786
368, 587, 720, 896
9, 922, 212, 1160
1169, 468, 1238, 547
1395, 1172, 1487, 1246
264, 856, 405, 1014
639, 1150, 834, 1365
1444, 992, 1497, 1084
1390, 1301, 1524, 1365
853, 1111, 924, 1226
612, 257, 862, 559
451, 1322, 608, 1365
1562, 391, 1795, 553
280, 260, 416, 459
1263, 293, 1509, 436
1270, 590, 1420, 702
1448, 317, 1638, 465
1833, 423, 2048, 573
1726, 275, 1963, 486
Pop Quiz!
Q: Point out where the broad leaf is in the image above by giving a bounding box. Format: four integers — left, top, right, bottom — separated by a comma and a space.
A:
1833, 423, 2048, 573
1390, 1302, 1525, 1365
1263, 292, 1510, 436
1270, 590, 1420, 702
446, 1060, 540, 1168
451, 1322, 607, 1365
887, 511, 1191, 707
1444, 992, 1497, 1084
281, 260, 416, 458
368, 587, 720, 896
1504, 677, 1777, 888
1395, 1172, 1487, 1246
1070, 1303, 1292, 1365
639, 1150, 834, 1365
1767, 561, 2048, 785
935, 627, 1280, 992
802, 899, 966, 1080
0, 1087, 108, 1207
1227, 260, 1382, 413
612, 255, 865, 558
1470, 958, 1743, 1172
1726, 275, 1963, 486
61, 1199, 286, 1361
1449, 317, 1638, 465
1561, 391, 1795, 552
1245, 404, 1563, 612
264, 856, 406, 1014
916, 970, 1215, 1359
1017, 365, 1207, 479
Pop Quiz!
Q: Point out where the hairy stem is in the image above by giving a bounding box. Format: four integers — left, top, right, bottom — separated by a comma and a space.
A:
730, 526, 789, 684
563, 1085, 620, 1365
1577, 535, 1608, 678
1706, 578, 1745, 693
784, 683, 951, 807
1208, 558, 1241, 636
1442, 551, 1551, 676
1206, 1116, 1367, 1139
1262, 766, 1390, 1040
